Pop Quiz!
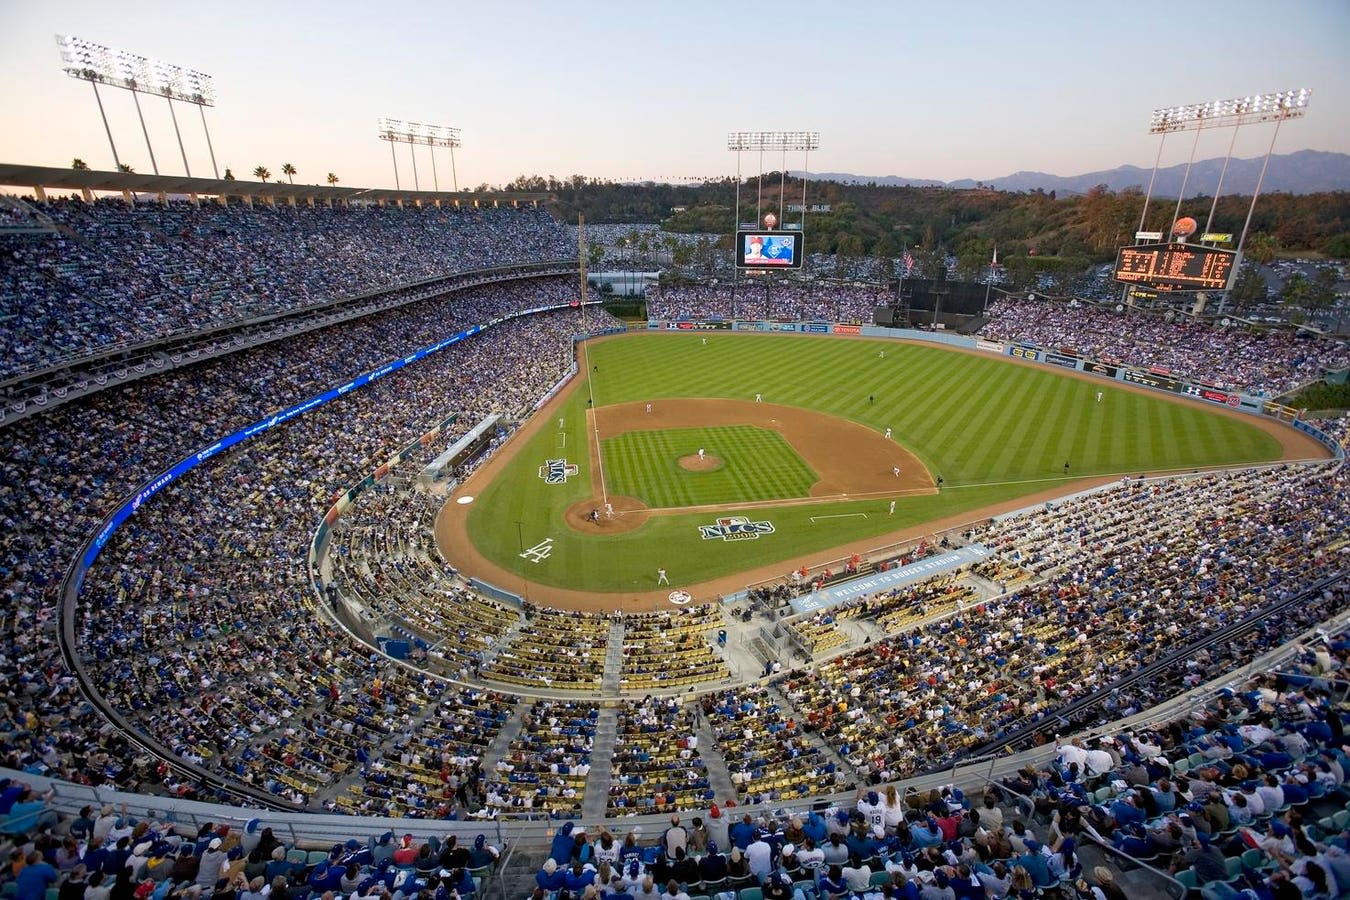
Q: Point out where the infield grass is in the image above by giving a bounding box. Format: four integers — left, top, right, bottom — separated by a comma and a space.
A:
464, 332, 1288, 593
603, 425, 817, 507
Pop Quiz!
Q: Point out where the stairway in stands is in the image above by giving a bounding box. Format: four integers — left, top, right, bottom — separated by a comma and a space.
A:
601, 619, 625, 694
479, 698, 531, 775
581, 708, 619, 820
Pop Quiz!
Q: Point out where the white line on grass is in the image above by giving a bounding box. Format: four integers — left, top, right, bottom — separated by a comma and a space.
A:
809, 513, 870, 523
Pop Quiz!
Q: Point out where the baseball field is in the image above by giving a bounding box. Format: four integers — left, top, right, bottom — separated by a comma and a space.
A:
438, 331, 1324, 608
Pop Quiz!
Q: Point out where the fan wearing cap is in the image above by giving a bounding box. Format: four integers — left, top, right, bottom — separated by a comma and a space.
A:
195, 839, 230, 893
468, 835, 499, 870
1171, 832, 1226, 884
761, 870, 792, 900
697, 842, 726, 883
855, 789, 886, 839
392, 835, 418, 867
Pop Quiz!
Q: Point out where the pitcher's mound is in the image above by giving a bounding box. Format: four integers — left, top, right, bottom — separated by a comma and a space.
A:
564, 496, 650, 534
679, 454, 723, 472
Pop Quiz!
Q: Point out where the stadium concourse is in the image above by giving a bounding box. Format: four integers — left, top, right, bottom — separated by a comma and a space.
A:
0, 194, 1346, 900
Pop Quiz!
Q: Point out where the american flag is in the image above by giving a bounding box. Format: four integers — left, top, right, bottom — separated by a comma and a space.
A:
902, 251, 914, 275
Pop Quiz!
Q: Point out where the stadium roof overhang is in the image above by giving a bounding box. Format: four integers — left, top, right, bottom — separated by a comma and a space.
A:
0, 163, 553, 205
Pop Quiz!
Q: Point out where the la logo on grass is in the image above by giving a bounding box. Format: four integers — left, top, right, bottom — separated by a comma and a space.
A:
538, 458, 578, 484
699, 515, 775, 541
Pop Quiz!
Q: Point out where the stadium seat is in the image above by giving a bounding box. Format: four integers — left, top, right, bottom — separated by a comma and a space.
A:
738, 888, 762, 900
1174, 868, 1198, 892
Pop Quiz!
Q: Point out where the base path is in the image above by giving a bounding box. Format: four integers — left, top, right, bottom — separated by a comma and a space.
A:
436, 336, 1333, 614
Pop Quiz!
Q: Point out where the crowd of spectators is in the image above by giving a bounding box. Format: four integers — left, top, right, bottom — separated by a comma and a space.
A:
978, 296, 1350, 396
609, 697, 712, 816
776, 465, 1348, 788
646, 284, 889, 324
620, 608, 728, 693
0, 800, 503, 900
72, 303, 590, 806
0, 192, 1346, 847
480, 609, 609, 691
489, 701, 597, 819
328, 489, 518, 679
0, 273, 597, 806
0, 198, 572, 375
1013, 615, 1350, 898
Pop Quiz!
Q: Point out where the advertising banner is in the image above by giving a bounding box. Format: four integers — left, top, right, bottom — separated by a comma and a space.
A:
1008, 346, 1040, 361
1123, 369, 1182, 392
832, 324, 861, 335
1083, 362, 1119, 378
1043, 352, 1078, 369
975, 339, 1004, 353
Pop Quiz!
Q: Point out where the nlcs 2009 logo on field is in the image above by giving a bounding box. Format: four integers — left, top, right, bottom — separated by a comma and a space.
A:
698, 515, 775, 541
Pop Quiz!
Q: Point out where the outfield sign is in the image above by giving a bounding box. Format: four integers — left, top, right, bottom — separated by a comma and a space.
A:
976, 339, 1003, 353
699, 515, 775, 541
791, 544, 994, 615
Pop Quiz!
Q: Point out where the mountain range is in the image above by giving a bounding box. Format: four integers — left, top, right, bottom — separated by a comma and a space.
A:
799, 149, 1350, 197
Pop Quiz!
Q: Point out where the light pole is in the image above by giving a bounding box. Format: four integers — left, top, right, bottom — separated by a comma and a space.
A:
728, 131, 820, 293
57, 35, 217, 177
379, 118, 463, 193
1137, 89, 1311, 292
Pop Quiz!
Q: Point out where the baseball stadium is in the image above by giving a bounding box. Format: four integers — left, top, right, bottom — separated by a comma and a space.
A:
2, 16, 1350, 900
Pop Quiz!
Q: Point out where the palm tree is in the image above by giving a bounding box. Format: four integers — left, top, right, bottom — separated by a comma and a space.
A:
117, 163, 134, 173
281, 163, 296, 184
223, 168, 236, 180
326, 172, 339, 186
253, 165, 271, 183
71, 158, 89, 170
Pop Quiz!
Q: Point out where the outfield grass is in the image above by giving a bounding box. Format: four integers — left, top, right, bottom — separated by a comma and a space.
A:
603, 425, 817, 507
464, 332, 1286, 593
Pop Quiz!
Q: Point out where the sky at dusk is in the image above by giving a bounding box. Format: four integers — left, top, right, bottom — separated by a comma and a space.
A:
0, 0, 1347, 190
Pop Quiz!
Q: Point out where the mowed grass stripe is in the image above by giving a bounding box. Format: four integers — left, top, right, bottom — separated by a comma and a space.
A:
602, 425, 816, 507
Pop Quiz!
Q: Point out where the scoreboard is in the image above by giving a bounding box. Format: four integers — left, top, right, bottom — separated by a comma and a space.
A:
1113, 242, 1236, 292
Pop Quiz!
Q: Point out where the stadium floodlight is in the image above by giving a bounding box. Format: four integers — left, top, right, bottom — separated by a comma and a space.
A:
727, 131, 821, 238
378, 118, 463, 191
1148, 89, 1311, 134
1127, 87, 1312, 307
57, 35, 219, 177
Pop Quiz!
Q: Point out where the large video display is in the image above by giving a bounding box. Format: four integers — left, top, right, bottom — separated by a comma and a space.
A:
736, 231, 803, 269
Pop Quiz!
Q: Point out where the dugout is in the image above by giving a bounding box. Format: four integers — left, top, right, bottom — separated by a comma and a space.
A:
418, 414, 502, 486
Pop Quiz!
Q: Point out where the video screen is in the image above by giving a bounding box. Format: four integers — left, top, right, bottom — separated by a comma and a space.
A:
736, 231, 803, 269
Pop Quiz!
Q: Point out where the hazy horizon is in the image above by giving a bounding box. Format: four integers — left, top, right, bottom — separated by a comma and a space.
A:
1, 0, 1347, 191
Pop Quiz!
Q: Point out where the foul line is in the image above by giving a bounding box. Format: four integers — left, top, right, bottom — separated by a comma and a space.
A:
810, 513, 870, 523
579, 338, 609, 505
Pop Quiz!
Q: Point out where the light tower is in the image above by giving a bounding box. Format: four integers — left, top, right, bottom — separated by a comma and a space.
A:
378, 118, 463, 192
57, 35, 219, 177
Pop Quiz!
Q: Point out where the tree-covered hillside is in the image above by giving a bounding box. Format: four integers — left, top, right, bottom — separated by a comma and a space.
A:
505, 173, 1350, 276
